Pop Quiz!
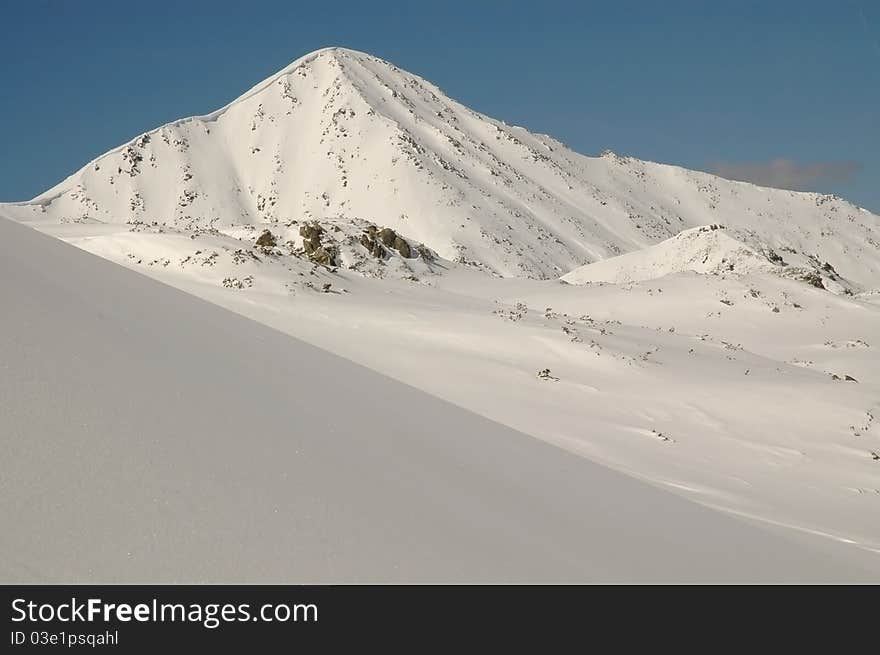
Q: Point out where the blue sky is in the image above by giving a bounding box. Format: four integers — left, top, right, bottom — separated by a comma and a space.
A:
1, 0, 878, 210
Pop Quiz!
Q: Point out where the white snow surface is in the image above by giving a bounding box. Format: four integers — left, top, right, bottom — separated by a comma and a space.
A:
7, 217, 879, 582
3, 47, 880, 574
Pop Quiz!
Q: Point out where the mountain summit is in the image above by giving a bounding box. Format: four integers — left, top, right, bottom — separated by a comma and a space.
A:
5, 47, 880, 284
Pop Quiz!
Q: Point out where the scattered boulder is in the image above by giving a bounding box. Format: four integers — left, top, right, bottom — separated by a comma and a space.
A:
360, 231, 386, 259
762, 248, 785, 266
393, 235, 412, 258
299, 222, 324, 254
310, 245, 338, 266
801, 271, 825, 289
378, 227, 397, 247
360, 226, 414, 259
536, 368, 559, 381
651, 429, 673, 442
255, 229, 277, 248
298, 222, 338, 266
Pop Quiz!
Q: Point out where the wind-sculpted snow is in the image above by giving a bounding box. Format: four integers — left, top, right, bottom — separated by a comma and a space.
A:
8, 216, 880, 582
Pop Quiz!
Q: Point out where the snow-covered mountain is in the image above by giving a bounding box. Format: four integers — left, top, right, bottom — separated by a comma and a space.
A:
4, 47, 880, 572
4, 46, 880, 286
562, 224, 856, 294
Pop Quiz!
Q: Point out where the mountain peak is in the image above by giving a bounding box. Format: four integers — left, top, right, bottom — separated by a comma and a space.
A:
3, 48, 879, 284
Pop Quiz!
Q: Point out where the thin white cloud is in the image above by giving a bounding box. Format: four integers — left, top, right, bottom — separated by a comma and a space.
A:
711, 158, 861, 191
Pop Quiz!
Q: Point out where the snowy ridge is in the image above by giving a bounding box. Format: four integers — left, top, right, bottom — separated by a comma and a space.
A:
3, 47, 879, 285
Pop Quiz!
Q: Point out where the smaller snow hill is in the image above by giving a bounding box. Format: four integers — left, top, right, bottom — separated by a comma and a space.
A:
562, 224, 856, 294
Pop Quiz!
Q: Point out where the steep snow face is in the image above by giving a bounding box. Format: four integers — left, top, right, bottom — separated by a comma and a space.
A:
4, 47, 880, 284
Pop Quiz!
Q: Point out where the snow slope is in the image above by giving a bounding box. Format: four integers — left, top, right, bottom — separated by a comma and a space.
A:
3, 47, 880, 286
8, 216, 879, 582
19, 213, 880, 557
3, 47, 880, 575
